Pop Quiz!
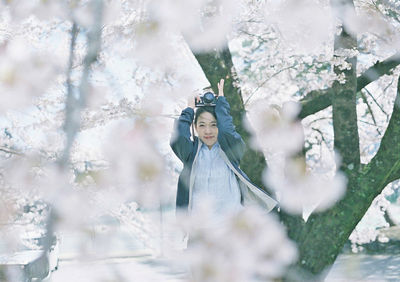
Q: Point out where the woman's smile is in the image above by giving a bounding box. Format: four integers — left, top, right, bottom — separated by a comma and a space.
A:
195, 111, 219, 149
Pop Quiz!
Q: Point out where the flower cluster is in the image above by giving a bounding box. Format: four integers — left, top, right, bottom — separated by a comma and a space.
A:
174, 203, 297, 281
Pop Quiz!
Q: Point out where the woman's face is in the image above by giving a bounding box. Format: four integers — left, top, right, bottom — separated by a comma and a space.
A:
195, 111, 218, 149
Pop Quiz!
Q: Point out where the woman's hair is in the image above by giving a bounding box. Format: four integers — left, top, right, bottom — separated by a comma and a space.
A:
194, 106, 216, 125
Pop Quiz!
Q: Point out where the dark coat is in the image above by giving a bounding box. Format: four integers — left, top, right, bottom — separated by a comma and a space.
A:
170, 97, 277, 212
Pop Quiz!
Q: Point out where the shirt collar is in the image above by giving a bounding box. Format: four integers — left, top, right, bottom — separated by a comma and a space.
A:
200, 140, 220, 151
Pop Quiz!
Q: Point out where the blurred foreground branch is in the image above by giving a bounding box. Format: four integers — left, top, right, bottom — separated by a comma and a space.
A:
40, 0, 105, 271
0, 146, 23, 156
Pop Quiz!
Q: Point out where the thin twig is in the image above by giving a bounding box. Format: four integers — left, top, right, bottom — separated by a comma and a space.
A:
244, 64, 297, 106
66, 22, 79, 105
359, 119, 383, 127
383, 76, 395, 94
363, 88, 389, 119
360, 90, 381, 135
0, 146, 23, 156
311, 127, 330, 148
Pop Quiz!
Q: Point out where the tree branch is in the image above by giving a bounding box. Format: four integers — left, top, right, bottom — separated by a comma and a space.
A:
298, 89, 333, 119
358, 52, 400, 91
0, 146, 23, 156
299, 51, 400, 119
364, 87, 389, 118
360, 90, 381, 135
244, 64, 297, 107
60, 1, 103, 168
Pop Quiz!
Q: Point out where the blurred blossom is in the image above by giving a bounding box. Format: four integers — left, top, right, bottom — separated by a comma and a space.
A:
2, 0, 67, 21
0, 158, 100, 250
1, 157, 92, 221
52, 187, 98, 230
0, 195, 17, 225
246, 99, 304, 155
100, 119, 170, 208
345, 9, 393, 37
3, 0, 120, 26
113, 200, 158, 250
6, 159, 74, 203
3, 158, 39, 195
132, 20, 184, 69
265, 0, 333, 55
148, 0, 238, 52
102, 1, 123, 25
140, 82, 196, 137
85, 83, 111, 110
0, 38, 60, 112
169, 79, 204, 113
331, 0, 391, 39
72, 0, 117, 28
72, 3, 96, 28
264, 157, 347, 214
141, 87, 166, 117
174, 203, 297, 281
0, 225, 21, 253
330, 0, 356, 26
0, 185, 20, 228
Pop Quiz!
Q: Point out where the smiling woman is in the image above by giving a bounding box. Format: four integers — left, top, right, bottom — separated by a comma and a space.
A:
194, 108, 218, 149
170, 79, 277, 226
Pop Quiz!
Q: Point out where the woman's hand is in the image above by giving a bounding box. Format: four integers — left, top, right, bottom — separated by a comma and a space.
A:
217, 79, 224, 97
187, 94, 200, 109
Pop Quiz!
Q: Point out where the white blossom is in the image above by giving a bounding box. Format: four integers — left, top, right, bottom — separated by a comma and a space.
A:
0, 38, 61, 112
246, 99, 304, 156
264, 0, 333, 55
1, 0, 67, 21
173, 203, 297, 281
148, 0, 238, 52
265, 157, 347, 214
99, 119, 170, 208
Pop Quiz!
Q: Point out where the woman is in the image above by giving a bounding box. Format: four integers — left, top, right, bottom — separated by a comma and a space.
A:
170, 79, 277, 220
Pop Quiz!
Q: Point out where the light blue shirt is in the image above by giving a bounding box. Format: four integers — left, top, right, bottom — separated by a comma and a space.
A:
192, 142, 242, 218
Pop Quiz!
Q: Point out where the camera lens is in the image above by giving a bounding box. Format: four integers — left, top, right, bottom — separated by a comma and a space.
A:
203, 92, 214, 104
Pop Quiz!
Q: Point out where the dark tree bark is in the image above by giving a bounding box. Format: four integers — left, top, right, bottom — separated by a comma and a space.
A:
331, 29, 359, 171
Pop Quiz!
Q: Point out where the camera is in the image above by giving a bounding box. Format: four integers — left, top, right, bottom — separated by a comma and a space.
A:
195, 91, 218, 107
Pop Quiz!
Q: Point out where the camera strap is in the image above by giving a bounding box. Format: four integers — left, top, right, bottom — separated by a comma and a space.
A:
191, 122, 195, 141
